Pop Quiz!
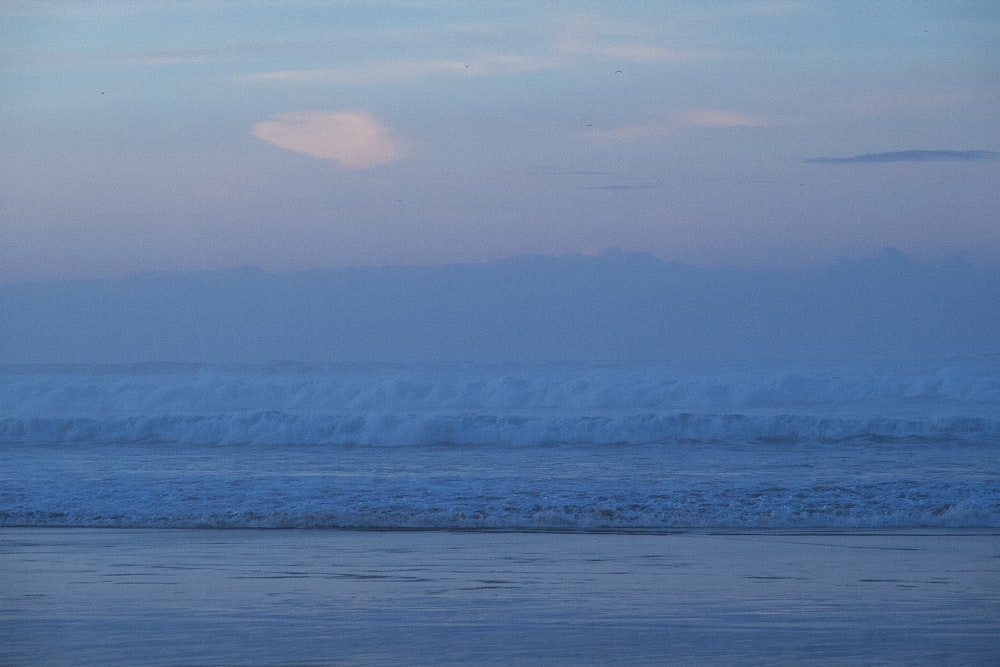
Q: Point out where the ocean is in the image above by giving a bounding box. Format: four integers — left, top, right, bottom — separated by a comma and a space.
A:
2, 357, 998, 531
3, 357, 1000, 665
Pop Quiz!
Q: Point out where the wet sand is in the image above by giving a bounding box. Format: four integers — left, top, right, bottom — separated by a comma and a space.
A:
2, 528, 998, 666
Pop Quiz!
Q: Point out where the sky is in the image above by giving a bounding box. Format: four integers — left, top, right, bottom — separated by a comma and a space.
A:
2, 0, 999, 282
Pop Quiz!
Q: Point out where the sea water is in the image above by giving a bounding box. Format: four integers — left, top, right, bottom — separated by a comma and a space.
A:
2, 358, 997, 531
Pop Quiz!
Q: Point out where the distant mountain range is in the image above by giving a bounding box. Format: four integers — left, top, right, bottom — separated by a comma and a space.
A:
2, 249, 998, 362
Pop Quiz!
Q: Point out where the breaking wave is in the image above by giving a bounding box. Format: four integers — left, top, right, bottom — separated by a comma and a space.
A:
2, 359, 998, 446
2, 411, 999, 447
3, 359, 998, 529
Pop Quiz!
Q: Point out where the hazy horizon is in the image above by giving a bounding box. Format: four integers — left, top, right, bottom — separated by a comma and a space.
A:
0, 244, 994, 286
3, 247, 997, 363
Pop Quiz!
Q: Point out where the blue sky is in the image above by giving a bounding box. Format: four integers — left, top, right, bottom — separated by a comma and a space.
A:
2, 0, 998, 281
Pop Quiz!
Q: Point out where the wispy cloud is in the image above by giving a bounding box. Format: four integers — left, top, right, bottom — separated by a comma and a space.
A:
4, 39, 360, 70
739, 1, 808, 18
536, 166, 617, 177
683, 109, 768, 128
562, 40, 699, 63
252, 111, 409, 169
245, 54, 560, 85
584, 182, 655, 191
245, 14, 706, 86
582, 109, 768, 143
806, 150, 1000, 164
555, 12, 709, 64
582, 124, 670, 143
246, 61, 467, 84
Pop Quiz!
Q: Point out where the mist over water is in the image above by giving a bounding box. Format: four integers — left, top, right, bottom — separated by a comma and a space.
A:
1, 250, 998, 530
2, 250, 997, 363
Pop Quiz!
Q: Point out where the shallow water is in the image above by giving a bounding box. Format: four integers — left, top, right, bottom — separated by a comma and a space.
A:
2, 528, 998, 666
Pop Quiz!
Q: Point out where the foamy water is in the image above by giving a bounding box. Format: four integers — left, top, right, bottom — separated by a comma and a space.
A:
2, 358, 998, 529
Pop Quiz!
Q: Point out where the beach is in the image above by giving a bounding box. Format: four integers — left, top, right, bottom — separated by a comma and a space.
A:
3, 361, 999, 665
2, 528, 998, 666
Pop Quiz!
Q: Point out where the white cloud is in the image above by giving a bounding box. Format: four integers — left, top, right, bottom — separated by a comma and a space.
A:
252, 111, 409, 169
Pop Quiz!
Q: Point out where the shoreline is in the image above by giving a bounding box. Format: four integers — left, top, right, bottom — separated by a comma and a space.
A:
3, 524, 998, 535
4, 527, 998, 665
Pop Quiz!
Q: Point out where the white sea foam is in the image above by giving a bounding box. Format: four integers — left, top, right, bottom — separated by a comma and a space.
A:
2, 411, 998, 447
2, 359, 998, 529
1, 359, 998, 446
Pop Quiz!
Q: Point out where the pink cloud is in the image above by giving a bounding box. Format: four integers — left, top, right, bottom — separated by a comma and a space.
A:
252, 111, 409, 169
